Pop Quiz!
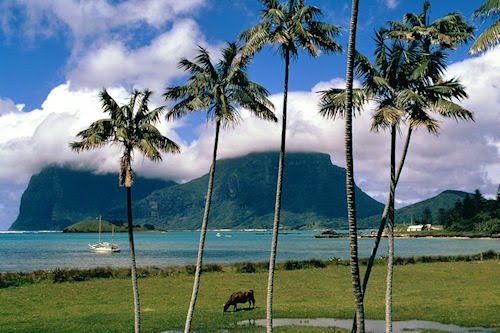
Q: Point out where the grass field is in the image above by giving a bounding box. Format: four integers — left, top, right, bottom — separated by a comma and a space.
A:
0, 259, 499, 333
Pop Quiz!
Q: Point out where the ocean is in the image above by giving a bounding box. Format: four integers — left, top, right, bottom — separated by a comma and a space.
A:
1, 230, 498, 272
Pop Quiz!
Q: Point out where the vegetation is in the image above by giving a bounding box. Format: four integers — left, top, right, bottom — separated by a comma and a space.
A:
1, 257, 498, 332
164, 42, 276, 333
440, 190, 500, 234
70, 89, 180, 333
62, 220, 166, 233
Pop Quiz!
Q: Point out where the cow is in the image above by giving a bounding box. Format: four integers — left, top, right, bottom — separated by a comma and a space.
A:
223, 289, 255, 312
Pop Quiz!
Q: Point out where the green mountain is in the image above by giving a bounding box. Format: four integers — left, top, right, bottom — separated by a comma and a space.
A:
361, 190, 470, 226
9, 166, 174, 230
393, 190, 470, 224
126, 152, 385, 230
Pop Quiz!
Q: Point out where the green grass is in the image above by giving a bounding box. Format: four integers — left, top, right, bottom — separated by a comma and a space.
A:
0, 260, 499, 333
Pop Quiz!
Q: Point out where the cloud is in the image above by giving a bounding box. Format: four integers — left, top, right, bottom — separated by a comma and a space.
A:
0, 98, 24, 116
386, 0, 398, 9
4, 0, 206, 40
67, 19, 220, 93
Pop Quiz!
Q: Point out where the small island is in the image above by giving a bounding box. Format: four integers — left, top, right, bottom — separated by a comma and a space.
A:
63, 219, 166, 233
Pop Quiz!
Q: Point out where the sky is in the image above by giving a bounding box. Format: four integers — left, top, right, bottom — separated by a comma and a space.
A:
0, 0, 498, 230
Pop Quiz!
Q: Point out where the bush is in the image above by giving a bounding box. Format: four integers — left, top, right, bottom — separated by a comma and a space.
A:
234, 261, 268, 273
283, 259, 327, 270
234, 262, 257, 273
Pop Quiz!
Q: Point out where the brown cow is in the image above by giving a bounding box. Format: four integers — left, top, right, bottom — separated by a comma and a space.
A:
223, 289, 255, 312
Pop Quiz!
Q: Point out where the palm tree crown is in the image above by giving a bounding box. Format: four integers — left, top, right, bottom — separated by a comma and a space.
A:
387, 0, 474, 51
164, 42, 276, 125
71, 89, 180, 186
239, 0, 342, 58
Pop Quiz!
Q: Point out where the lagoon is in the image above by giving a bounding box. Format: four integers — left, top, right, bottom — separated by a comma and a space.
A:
0, 230, 498, 272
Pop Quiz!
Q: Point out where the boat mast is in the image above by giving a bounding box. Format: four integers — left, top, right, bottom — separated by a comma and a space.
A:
98, 215, 102, 243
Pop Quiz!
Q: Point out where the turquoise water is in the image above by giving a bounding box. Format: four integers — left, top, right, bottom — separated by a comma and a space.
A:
0, 230, 498, 272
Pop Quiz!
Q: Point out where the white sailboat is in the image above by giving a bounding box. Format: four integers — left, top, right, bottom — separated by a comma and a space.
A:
89, 216, 120, 253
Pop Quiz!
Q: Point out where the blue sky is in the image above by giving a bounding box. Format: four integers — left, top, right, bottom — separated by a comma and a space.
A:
0, 0, 498, 230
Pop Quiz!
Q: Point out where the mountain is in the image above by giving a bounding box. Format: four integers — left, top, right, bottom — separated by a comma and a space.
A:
126, 152, 385, 230
9, 166, 174, 230
10, 152, 386, 231
393, 190, 470, 224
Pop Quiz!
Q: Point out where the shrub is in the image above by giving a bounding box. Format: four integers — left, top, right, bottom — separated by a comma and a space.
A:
234, 262, 257, 273
283, 259, 327, 270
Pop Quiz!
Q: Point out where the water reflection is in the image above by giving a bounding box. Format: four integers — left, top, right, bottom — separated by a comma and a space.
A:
237, 318, 497, 333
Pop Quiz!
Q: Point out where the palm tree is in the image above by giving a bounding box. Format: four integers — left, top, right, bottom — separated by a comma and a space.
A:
164, 42, 276, 333
319, 31, 473, 332
239, 1, 341, 330
469, 0, 500, 54
358, 5, 474, 330
70, 89, 180, 333
387, 0, 474, 52
344, 0, 364, 331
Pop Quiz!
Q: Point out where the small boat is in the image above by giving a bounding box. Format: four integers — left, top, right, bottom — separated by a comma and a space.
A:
216, 232, 222, 237
89, 217, 120, 253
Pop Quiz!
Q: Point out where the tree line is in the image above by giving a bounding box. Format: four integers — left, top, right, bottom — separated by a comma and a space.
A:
69, 1, 498, 332
439, 189, 500, 234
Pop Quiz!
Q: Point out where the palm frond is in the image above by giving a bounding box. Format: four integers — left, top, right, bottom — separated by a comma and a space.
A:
408, 111, 440, 135
430, 99, 474, 121
472, 0, 500, 20
371, 104, 404, 131
318, 88, 370, 119
469, 20, 500, 54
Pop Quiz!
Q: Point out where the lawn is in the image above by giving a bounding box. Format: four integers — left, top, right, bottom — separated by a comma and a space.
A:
0, 260, 498, 332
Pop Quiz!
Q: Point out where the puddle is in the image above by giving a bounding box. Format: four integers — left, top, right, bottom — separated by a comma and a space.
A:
236, 318, 497, 333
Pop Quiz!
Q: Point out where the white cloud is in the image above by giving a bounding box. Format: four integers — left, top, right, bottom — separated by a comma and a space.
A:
67, 19, 220, 93
0, 98, 24, 115
6, 0, 206, 40
386, 0, 398, 9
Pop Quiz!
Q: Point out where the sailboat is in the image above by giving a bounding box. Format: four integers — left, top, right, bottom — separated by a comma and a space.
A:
89, 216, 120, 253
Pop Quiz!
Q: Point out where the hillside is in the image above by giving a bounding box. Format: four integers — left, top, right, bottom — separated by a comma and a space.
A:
126, 152, 385, 230
360, 190, 469, 226
9, 166, 174, 230
394, 190, 469, 223
62, 219, 166, 232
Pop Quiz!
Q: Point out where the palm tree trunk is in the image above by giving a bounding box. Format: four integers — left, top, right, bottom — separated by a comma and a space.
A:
184, 120, 221, 333
385, 125, 397, 333
127, 185, 141, 333
266, 47, 290, 333
361, 126, 412, 289
352, 126, 413, 331
344, 0, 364, 332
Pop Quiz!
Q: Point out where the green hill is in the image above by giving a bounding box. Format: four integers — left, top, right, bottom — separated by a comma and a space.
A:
9, 166, 174, 230
62, 219, 165, 232
394, 190, 469, 224
126, 152, 385, 230
360, 190, 469, 226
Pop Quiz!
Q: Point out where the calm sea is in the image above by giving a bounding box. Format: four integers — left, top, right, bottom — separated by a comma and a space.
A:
0, 230, 498, 272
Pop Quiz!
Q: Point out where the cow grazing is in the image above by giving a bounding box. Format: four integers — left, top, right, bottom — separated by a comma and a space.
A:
223, 289, 255, 312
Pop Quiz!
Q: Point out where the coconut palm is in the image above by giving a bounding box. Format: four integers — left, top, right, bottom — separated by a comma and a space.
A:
239, 1, 341, 330
359, 5, 473, 330
343, 0, 365, 331
163, 42, 276, 333
319, 31, 473, 332
469, 0, 500, 54
70, 89, 180, 333
387, 0, 474, 52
